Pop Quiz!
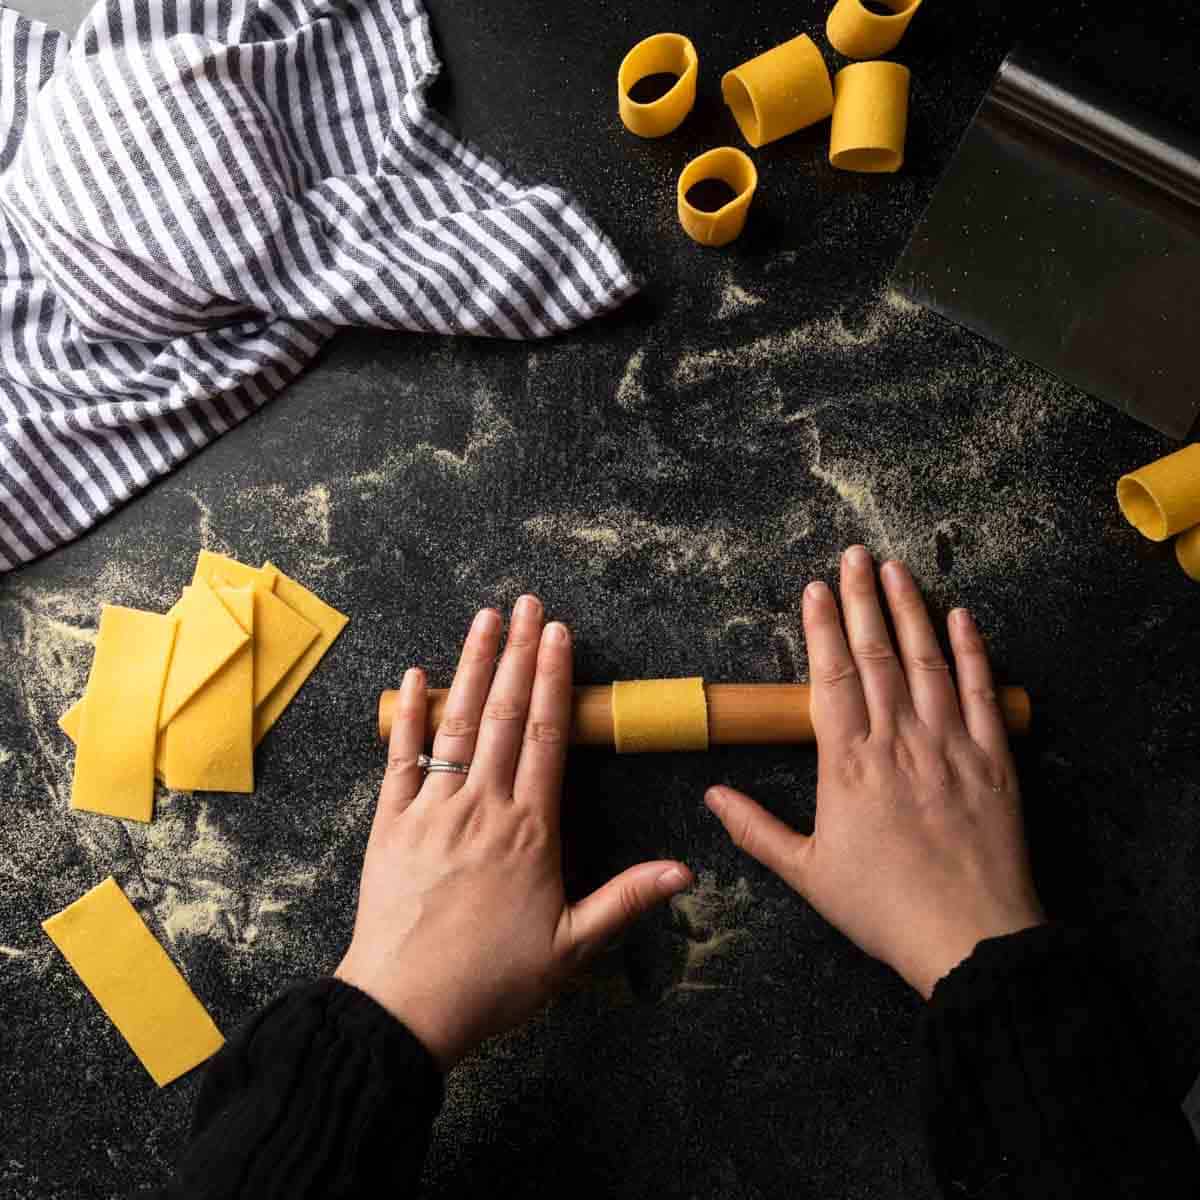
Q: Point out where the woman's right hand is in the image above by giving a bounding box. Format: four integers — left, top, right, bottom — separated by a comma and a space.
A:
705, 546, 1045, 999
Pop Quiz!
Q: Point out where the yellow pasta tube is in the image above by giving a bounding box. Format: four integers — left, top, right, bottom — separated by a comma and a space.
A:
1176, 525, 1200, 581
611, 678, 709, 753
826, 0, 923, 60
1117, 444, 1200, 541
677, 148, 758, 247
42, 877, 224, 1086
721, 34, 833, 148
618, 33, 698, 139
829, 61, 910, 174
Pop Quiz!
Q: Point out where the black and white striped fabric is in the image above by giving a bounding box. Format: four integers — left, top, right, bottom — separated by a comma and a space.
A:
0, 0, 636, 572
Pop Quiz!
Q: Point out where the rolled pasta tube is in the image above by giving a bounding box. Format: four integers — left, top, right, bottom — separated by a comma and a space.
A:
618, 33, 698, 138
611, 677, 709, 754
677, 147, 758, 247
721, 34, 833, 149
826, 0, 923, 60
829, 61, 911, 174
1116, 444, 1200, 541
1176, 525, 1200, 581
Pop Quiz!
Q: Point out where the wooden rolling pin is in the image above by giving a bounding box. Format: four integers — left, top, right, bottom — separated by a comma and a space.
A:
377, 683, 1032, 746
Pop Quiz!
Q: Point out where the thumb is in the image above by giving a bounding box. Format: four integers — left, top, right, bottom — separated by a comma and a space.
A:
558, 860, 693, 962
705, 785, 812, 893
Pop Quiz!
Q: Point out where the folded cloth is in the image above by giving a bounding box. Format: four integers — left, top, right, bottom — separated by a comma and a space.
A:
0, 0, 637, 572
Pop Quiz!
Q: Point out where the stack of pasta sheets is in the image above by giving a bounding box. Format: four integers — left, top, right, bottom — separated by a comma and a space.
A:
59, 552, 348, 821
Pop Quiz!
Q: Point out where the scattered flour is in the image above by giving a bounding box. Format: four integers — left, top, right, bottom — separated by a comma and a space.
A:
352, 384, 514, 492
523, 509, 748, 583
614, 347, 645, 410
716, 273, 764, 320
240, 481, 333, 547
673, 289, 916, 388
669, 873, 754, 993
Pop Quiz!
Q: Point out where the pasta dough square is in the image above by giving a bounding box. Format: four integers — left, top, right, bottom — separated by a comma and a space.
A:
71, 606, 178, 822
42, 877, 224, 1086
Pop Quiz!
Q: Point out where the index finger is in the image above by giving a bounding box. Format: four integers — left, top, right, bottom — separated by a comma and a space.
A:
378, 666, 427, 818
512, 621, 573, 815
803, 580, 868, 745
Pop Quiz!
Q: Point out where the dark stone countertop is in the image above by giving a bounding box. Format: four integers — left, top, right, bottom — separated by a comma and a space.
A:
3, 2, 1199, 1196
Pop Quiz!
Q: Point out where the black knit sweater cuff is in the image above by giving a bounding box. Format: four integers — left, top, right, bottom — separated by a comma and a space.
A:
179, 977, 444, 1198
927, 921, 1083, 1013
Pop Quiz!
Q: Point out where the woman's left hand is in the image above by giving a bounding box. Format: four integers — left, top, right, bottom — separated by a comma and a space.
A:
336, 595, 693, 1070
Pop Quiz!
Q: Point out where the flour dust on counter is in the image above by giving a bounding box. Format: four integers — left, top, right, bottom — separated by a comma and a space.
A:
668, 872, 755, 994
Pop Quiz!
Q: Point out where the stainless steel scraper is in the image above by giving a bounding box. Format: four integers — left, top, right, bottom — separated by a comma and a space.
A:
893, 49, 1200, 439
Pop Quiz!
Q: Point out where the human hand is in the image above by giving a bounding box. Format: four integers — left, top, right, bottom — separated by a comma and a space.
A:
336, 596, 693, 1069
705, 547, 1044, 999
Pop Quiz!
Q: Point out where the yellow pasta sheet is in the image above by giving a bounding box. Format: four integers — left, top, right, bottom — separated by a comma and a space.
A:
71, 606, 177, 822
60, 582, 247, 741
253, 563, 348, 745
159, 580, 250, 727
612, 677, 710, 753
42, 877, 224, 1086
193, 549, 276, 593
213, 573, 319, 706
163, 587, 255, 793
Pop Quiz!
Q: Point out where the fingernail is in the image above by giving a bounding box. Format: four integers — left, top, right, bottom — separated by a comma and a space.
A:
845, 545, 870, 566
657, 866, 689, 894
473, 608, 500, 633
403, 666, 424, 687
882, 558, 906, 579
705, 786, 726, 812
545, 621, 568, 644
515, 594, 541, 619
805, 580, 829, 602
952, 607, 973, 630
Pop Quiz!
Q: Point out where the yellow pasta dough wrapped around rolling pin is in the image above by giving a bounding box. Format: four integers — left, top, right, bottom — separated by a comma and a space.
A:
618, 33, 698, 138
827, 0, 923, 60
611, 678, 710, 753
1116, 444, 1200, 541
677, 147, 758, 246
830, 61, 911, 173
721, 33, 833, 148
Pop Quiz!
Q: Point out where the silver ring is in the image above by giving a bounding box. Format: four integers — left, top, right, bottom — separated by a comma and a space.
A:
417, 753, 471, 776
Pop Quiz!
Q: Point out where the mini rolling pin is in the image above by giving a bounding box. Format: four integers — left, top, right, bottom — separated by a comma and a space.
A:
377, 683, 1032, 745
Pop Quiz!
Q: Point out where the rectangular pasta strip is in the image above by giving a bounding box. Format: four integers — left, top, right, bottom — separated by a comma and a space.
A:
71, 606, 177, 822
162, 587, 255, 794
158, 580, 250, 728
213, 572, 319, 706
58, 551, 345, 801
193, 549, 276, 593
253, 562, 348, 745
42, 877, 224, 1087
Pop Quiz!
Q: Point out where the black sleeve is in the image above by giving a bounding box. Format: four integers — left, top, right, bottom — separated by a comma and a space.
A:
922, 923, 1200, 1198
163, 978, 444, 1199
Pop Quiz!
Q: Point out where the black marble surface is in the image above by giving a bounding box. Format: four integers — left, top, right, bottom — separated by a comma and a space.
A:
3, 2, 1200, 1197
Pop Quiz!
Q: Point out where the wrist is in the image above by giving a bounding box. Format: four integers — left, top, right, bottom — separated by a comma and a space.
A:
903, 910, 1047, 1000
334, 953, 468, 1072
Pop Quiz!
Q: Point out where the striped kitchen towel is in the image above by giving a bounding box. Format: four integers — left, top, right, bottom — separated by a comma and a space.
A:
0, 0, 637, 572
